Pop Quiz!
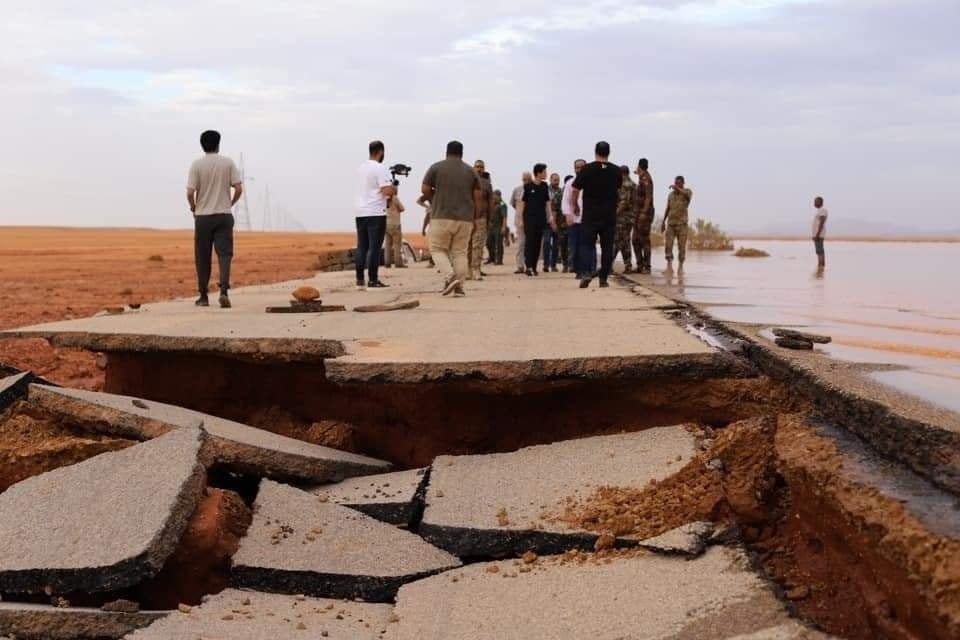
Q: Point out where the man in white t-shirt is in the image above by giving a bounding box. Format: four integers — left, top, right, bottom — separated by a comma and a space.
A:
186, 129, 243, 308
354, 140, 397, 289
812, 196, 828, 268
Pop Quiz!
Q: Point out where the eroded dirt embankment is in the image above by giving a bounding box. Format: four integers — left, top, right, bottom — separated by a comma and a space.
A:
102, 351, 808, 467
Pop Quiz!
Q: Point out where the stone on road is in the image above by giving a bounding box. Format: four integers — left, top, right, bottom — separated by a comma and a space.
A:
231, 480, 461, 602
0, 427, 205, 595
310, 468, 428, 526
28, 384, 390, 483
420, 427, 698, 557
0, 602, 164, 640
388, 547, 809, 640
125, 589, 394, 639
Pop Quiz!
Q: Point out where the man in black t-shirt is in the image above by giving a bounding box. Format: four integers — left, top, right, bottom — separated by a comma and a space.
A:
517, 163, 550, 276
571, 141, 623, 288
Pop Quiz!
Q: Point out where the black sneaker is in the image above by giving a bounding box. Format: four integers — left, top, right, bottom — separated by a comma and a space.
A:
356, 279, 366, 290
218, 293, 232, 308
599, 280, 609, 288
195, 296, 209, 307
367, 280, 389, 288
579, 277, 592, 289
525, 269, 534, 277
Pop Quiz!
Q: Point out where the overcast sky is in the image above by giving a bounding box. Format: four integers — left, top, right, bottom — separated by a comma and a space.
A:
1, 0, 958, 232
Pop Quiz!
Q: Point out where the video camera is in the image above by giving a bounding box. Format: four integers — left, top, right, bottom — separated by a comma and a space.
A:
389, 163, 412, 186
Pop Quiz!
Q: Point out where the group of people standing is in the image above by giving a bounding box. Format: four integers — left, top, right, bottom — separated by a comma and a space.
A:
353, 139, 695, 296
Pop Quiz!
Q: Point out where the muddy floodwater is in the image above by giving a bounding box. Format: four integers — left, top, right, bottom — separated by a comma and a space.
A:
646, 240, 960, 412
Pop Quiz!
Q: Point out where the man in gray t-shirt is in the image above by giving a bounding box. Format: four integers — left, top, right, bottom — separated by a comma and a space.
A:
186, 129, 242, 308
421, 141, 481, 296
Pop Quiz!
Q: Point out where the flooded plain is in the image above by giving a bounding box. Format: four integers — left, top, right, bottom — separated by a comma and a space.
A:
644, 240, 960, 412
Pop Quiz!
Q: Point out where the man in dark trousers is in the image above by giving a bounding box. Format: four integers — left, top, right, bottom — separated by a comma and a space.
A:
571, 141, 623, 289
186, 130, 243, 308
354, 140, 396, 289
516, 163, 550, 276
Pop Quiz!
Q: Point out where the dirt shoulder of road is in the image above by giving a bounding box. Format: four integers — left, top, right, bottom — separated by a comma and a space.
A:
0, 226, 425, 388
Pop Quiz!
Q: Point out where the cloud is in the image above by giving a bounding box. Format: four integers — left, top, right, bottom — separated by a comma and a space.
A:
0, 0, 957, 232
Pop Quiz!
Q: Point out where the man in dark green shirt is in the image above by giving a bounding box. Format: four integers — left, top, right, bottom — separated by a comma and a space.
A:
487, 190, 508, 264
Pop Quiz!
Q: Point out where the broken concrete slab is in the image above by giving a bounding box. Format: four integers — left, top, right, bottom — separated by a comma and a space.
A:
310, 467, 428, 526
0, 602, 164, 640
636, 521, 715, 556
0, 427, 205, 595
420, 427, 698, 557
125, 589, 394, 639
0, 372, 32, 412
28, 384, 390, 483
388, 547, 803, 640
232, 480, 460, 602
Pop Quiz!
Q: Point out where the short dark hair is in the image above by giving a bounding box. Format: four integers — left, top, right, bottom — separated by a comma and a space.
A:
200, 130, 221, 153
595, 141, 610, 157
575, 159, 587, 165
564, 175, 574, 183
638, 158, 649, 170
446, 140, 464, 157
533, 163, 547, 176
620, 165, 630, 175
675, 175, 685, 183
369, 140, 385, 156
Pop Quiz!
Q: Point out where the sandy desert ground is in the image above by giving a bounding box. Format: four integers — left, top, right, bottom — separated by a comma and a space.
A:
0, 226, 424, 388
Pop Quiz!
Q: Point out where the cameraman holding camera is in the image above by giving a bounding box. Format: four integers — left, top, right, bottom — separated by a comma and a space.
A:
354, 140, 396, 289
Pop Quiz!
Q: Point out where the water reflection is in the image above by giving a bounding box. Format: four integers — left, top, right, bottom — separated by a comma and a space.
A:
642, 241, 960, 412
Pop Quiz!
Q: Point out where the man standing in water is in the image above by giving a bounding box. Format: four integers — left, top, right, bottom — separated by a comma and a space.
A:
812, 196, 828, 268
187, 129, 243, 308
662, 175, 693, 271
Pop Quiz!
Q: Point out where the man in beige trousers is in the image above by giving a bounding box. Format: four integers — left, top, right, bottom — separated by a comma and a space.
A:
422, 141, 481, 297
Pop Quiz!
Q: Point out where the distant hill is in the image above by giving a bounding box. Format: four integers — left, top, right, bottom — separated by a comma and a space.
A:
730, 218, 960, 239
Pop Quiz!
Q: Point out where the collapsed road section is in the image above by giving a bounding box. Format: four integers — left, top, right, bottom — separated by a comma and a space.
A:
0, 265, 958, 639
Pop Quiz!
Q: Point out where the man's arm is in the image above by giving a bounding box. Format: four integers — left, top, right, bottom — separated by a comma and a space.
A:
231, 182, 243, 207
643, 177, 653, 213
422, 210, 431, 236
421, 184, 434, 201
186, 188, 197, 214
397, 199, 405, 214
815, 214, 826, 239
488, 191, 496, 222
662, 197, 671, 232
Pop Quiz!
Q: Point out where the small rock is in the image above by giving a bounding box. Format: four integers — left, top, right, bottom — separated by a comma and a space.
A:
178, 603, 192, 614
706, 458, 724, 472
775, 337, 815, 351
132, 399, 149, 409
296, 621, 308, 630
594, 533, 615, 552
95, 353, 109, 370
101, 599, 140, 613
240, 597, 251, 606
521, 551, 538, 564
485, 565, 500, 574
292, 286, 322, 303
773, 328, 831, 344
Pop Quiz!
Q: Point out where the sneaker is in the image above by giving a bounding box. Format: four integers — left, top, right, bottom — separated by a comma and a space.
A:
525, 269, 534, 277
453, 284, 466, 297
562, 266, 569, 273
599, 280, 610, 289
441, 278, 461, 296
195, 296, 209, 307
367, 281, 389, 288
624, 266, 634, 274
356, 279, 366, 290
579, 277, 592, 289
218, 293, 232, 308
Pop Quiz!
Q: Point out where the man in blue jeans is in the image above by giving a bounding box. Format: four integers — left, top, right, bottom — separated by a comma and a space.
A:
563, 159, 590, 278
354, 140, 397, 289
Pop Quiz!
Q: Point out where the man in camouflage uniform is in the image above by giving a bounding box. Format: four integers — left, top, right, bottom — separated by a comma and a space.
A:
487, 190, 507, 265
613, 165, 636, 272
468, 161, 495, 280
633, 158, 654, 274
551, 176, 570, 272
662, 175, 693, 269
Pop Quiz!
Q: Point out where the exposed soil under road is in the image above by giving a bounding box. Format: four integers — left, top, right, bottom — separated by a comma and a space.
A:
0, 227, 425, 389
